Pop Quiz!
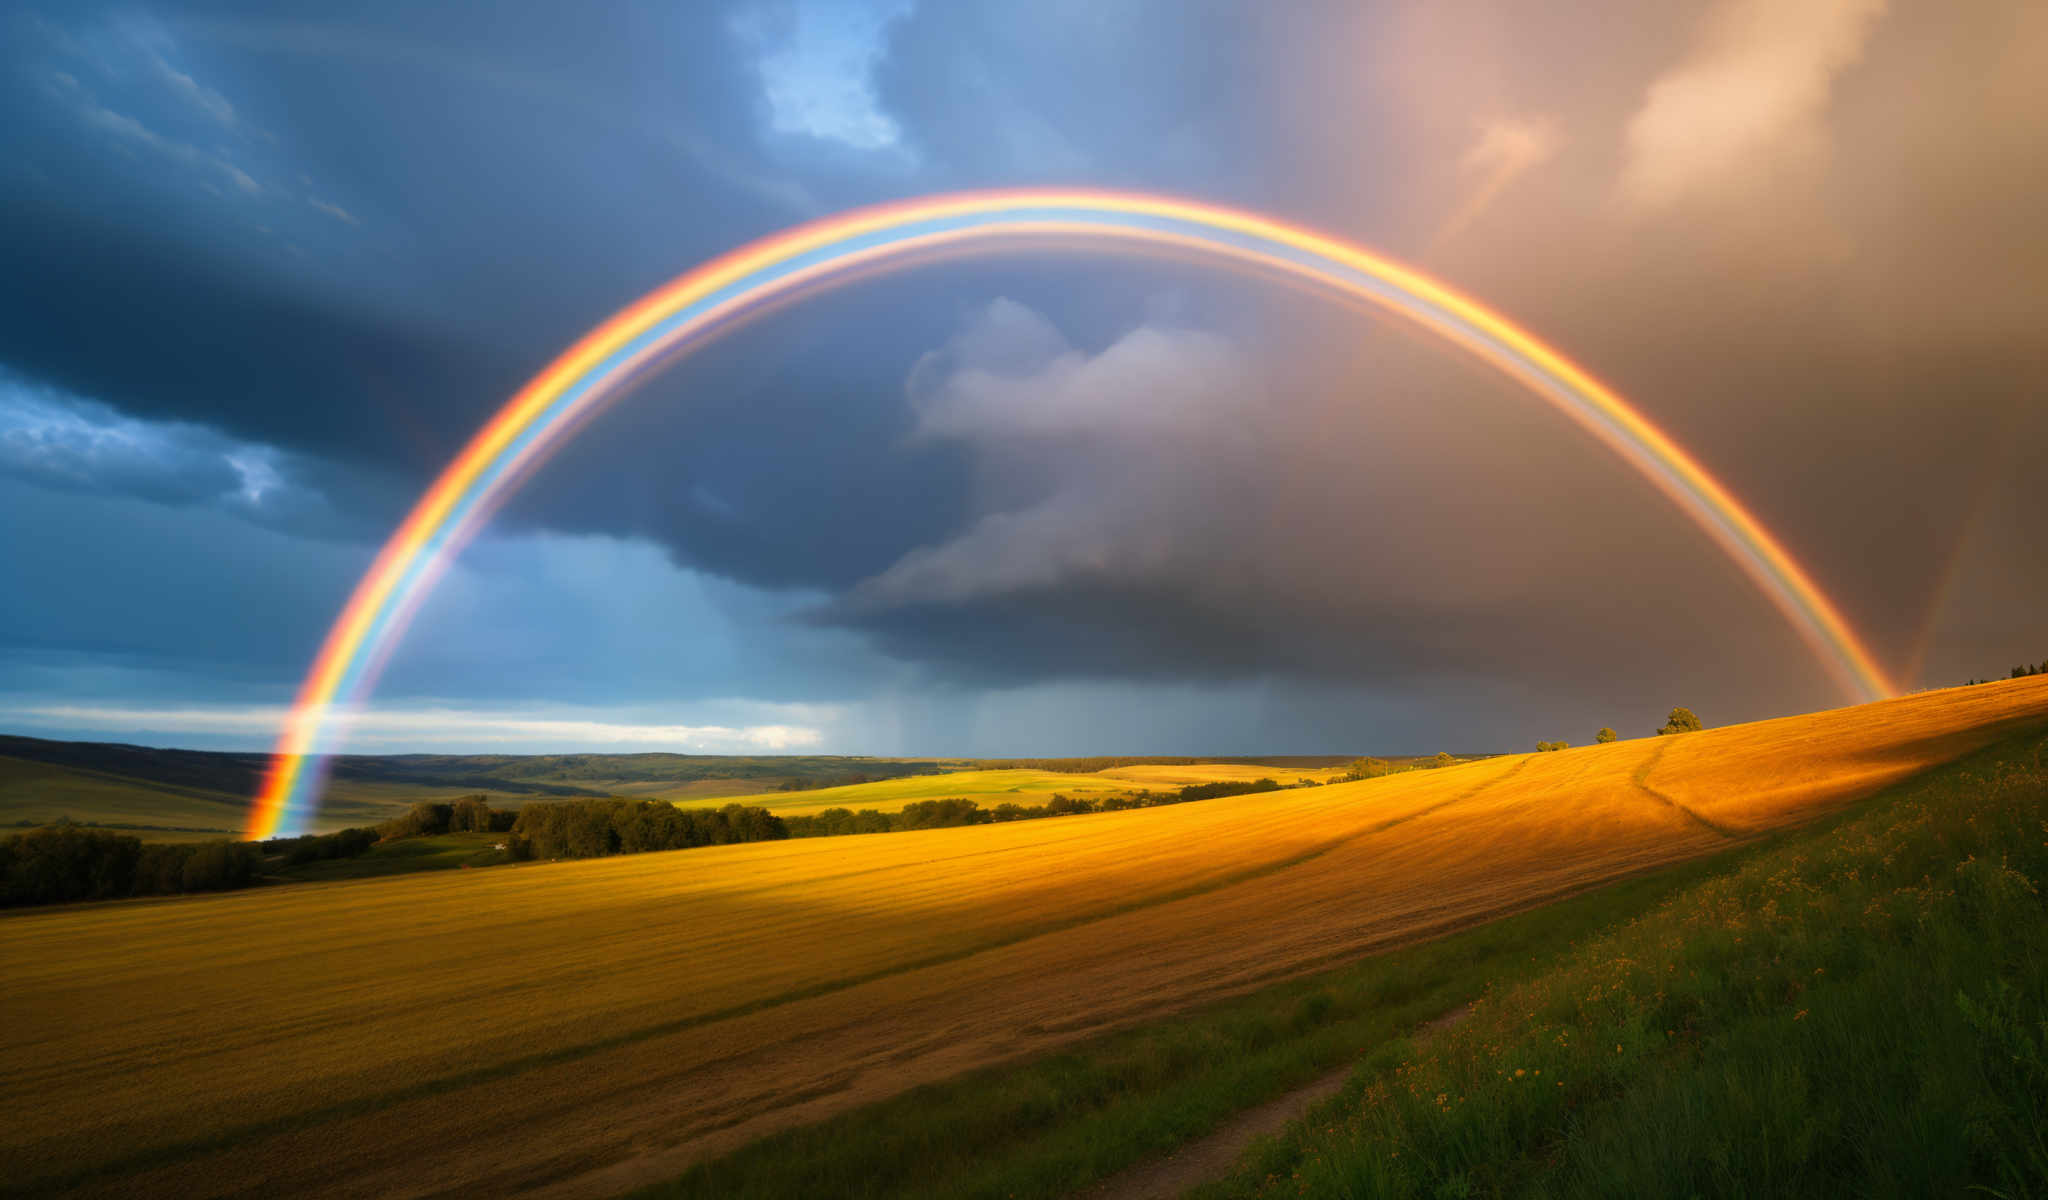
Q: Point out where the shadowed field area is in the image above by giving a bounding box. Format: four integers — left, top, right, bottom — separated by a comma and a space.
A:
4, 678, 2045, 1198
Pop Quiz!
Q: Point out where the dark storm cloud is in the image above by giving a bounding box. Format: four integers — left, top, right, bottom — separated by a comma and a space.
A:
2, 0, 2043, 751
803, 0, 2048, 720
0, 1, 827, 480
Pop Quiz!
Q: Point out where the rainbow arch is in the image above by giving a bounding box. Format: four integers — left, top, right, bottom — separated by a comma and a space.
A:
248, 189, 1893, 838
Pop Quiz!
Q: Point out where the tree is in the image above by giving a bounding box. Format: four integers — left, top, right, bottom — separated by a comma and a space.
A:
379, 800, 454, 840
1596, 727, 1618, 744
1432, 752, 1456, 769
1536, 741, 1569, 752
449, 795, 494, 833
1658, 707, 1704, 736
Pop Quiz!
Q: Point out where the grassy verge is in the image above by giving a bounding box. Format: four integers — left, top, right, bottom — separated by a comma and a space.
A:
1199, 728, 2048, 1198
637, 797, 1838, 1198
272, 832, 509, 881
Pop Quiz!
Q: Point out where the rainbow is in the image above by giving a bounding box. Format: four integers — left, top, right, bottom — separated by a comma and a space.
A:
247, 189, 1894, 838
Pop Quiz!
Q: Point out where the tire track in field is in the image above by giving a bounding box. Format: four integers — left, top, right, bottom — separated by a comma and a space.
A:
1633, 741, 1741, 840
1360, 755, 1533, 836
1089, 1002, 1479, 1200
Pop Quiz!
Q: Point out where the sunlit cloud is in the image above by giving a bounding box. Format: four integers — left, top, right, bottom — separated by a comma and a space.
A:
1430, 115, 1563, 250
1619, 0, 1886, 214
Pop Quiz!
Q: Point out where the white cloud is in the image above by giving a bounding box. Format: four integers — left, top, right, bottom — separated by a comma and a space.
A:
3, 704, 831, 753
1619, 0, 1886, 214
841, 300, 1261, 612
906, 298, 1251, 444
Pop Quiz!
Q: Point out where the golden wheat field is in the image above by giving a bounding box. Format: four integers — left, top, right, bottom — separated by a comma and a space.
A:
5, 678, 2046, 1199
738, 763, 1354, 816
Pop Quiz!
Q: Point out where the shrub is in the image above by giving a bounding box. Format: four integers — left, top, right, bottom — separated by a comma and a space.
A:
378, 800, 454, 841
1596, 727, 1618, 744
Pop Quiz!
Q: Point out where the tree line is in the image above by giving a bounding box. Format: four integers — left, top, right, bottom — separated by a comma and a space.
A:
0, 826, 263, 907
782, 777, 1285, 838
508, 798, 788, 860
376, 795, 517, 838
1966, 658, 2047, 686
1333, 753, 1463, 781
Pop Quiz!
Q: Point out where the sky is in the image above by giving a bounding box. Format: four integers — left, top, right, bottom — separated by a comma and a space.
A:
2, 0, 2042, 757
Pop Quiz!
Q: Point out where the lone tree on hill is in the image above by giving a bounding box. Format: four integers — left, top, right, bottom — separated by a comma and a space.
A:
1431, 752, 1456, 769
1658, 707, 1704, 736
1596, 727, 1618, 744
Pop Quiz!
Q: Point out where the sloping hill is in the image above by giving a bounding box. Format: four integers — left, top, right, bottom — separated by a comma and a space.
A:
4, 678, 2045, 1198
0, 755, 248, 836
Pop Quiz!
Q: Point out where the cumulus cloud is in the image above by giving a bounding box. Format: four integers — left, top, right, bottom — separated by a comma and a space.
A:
905, 298, 1252, 444
835, 300, 1262, 615
1619, 0, 1886, 214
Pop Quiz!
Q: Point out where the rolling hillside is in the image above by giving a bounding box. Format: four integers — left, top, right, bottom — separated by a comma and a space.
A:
4, 678, 2045, 1198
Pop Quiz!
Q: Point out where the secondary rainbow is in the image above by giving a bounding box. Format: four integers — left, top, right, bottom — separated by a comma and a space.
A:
247, 188, 1894, 838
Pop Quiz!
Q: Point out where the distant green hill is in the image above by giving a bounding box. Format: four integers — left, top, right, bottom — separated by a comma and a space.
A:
0, 734, 956, 835
0, 734, 1378, 838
